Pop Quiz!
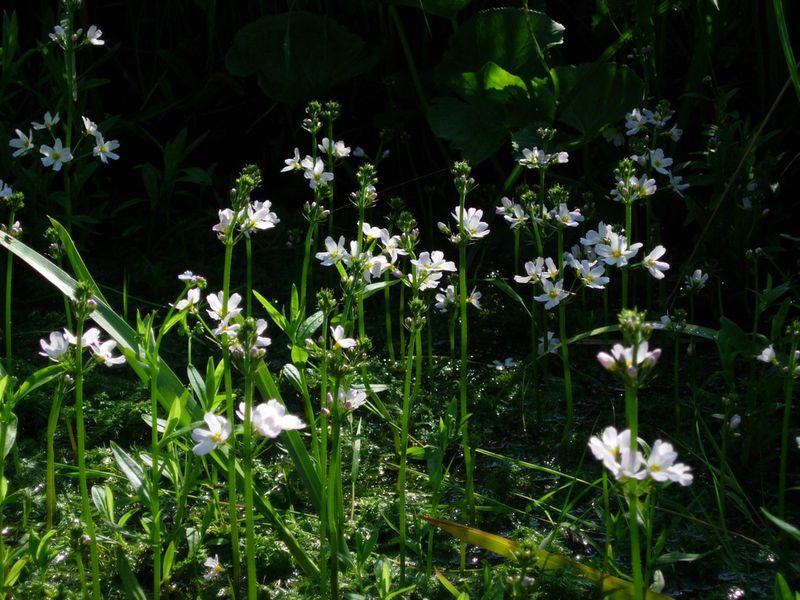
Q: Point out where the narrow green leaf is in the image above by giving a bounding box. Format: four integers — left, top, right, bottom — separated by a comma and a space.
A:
762, 508, 800, 543
162, 541, 176, 581
111, 442, 151, 505
254, 290, 289, 332
2, 414, 17, 459
487, 278, 530, 318
13, 364, 63, 403
435, 568, 465, 598
5, 557, 28, 587
116, 548, 147, 600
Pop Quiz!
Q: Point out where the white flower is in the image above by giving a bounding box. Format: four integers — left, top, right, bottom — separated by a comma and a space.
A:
178, 270, 206, 286
514, 258, 544, 285
331, 325, 356, 350
191, 413, 231, 455
588, 427, 645, 481
63, 327, 101, 348
249, 400, 304, 438
203, 555, 224, 580
212, 208, 236, 238
434, 284, 457, 313
757, 345, 776, 364
595, 232, 643, 268
9, 129, 34, 157
40, 139, 73, 172
542, 257, 559, 281
452, 206, 490, 240
362, 253, 389, 282
86, 25, 104, 46
379, 230, 407, 264
301, 156, 333, 188
597, 342, 661, 378
92, 136, 120, 164
578, 260, 609, 289
729, 414, 742, 430
361, 222, 382, 242
81, 116, 98, 136
92, 339, 126, 366
518, 147, 568, 169
32, 112, 60, 131
642, 245, 669, 279
491, 358, 517, 371
412, 250, 456, 274
240, 200, 279, 236
0, 180, 11, 198
534, 278, 568, 310
580, 222, 613, 247
316, 236, 348, 266
206, 292, 242, 321
467, 288, 482, 310
318, 138, 350, 158
212, 314, 240, 339
685, 268, 708, 291
538, 331, 560, 355
338, 388, 367, 411
49, 25, 65, 43
668, 124, 682, 142
668, 172, 689, 197
281, 147, 302, 172
553, 203, 583, 227
649, 148, 673, 175
174, 287, 202, 312
39, 331, 70, 362
624, 108, 646, 135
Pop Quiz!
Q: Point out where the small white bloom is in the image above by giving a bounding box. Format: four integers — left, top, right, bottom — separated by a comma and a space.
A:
250, 399, 305, 438
32, 112, 60, 131
86, 25, 104, 46
212, 208, 236, 238
452, 206, 490, 241
39, 331, 70, 362
331, 325, 356, 350
538, 331, 560, 355
0, 180, 11, 198
643, 245, 669, 279
281, 147, 302, 172
9, 129, 34, 157
203, 554, 224, 580
578, 260, 609, 289
685, 268, 708, 291
316, 236, 348, 266
40, 139, 73, 172
301, 156, 333, 188
553, 203, 583, 228
757, 344, 776, 364
240, 200, 279, 236
318, 138, 350, 158
92, 136, 120, 164
434, 284, 457, 313
595, 232, 643, 268
81, 116, 98, 136
92, 339, 126, 366
534, 278, 568, 310
206, 291, 242, 321
490, 358, 517, 371
514, 258, 545, 285
649, 148, 673, 175
63, 327, 101, 348
467, 288, 482, 310
191, 413, 231, 455
174, 287, 201, 312
338, 388, 367, 411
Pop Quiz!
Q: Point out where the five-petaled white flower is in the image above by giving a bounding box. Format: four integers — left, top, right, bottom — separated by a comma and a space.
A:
316, 236, 348, 266
206, 291, 242, 321
191, 413, 231, 455
281, 147, 303, 172
318, 138, 350, 158
93, 136, 120, 164
331, 325, 356, 349
240, 200, 279, 237
452, 206, 490, 240
40, 139, 73, 172
597, 342, 661, 378
534, 278, 568, 310
81, 116, 98, 136
553, 203, 583, 227
9, 129, 33, 157
649, 148, 673, 175
241, 400, 305, 438
174, 288, 201, 312
32, 112, 60, 131
578, 260, 609, 289
514, 258, 545, 285
92, 339, 126, 366
301, 156, 333, 188
595, 232, 643, 268
642, 245, 669, 279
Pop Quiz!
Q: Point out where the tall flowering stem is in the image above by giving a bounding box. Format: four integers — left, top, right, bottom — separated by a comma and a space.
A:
778, 322, 799, 519
453, 162, 475, 532
556, 215, 574, 441
241, 346, 258, 599
72, 285, 102, 600
2, 194, 23, 374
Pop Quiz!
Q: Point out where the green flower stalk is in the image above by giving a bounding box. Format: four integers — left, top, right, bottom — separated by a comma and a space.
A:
2, 191, 24, 375
778, 321, 799, 519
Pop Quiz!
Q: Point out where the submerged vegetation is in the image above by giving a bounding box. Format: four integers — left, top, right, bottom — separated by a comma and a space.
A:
0, 0, 798, 598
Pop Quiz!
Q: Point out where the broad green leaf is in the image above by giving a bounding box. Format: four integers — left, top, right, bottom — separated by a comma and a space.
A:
553, 62, 644, 142
226, 11, 378, 104
91, 484, 114, 523
5, 557, 28, 587
49, 218, 109, 305
297, 310, 325, 342
427, 96, 512, 165
436, 8, 564, 86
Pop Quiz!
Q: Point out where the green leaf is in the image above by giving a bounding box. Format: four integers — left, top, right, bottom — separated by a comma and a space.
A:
5, 557, 28, 587
254, 291, 289, 332
162, 541, 176, 581
435, 568, 465, 598
297, 311, 325, 342
49, 218, 110, 305
111, 442, 151, 505
116, 548, 147, 600
91, 484, 115, 523
487, 278, 530, 318
2, 414, 16, 459
436, 8, 564, 86
13, 364, 63, 403
379, 0, 473, 18
762, 508, 800, 543
553, 62, 645, 142
226, 11, 379, 104
282, 363, 309, 400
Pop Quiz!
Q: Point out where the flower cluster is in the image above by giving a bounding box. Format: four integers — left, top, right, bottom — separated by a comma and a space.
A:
281, 139, 350, 189
191, 400, 305, 456
9, 111, 120, 171
438, 206, 490, 244
517, 146, 569, 170
212, 201, 279, 242
39, 327, 125, 367
589, 426, 693, 486
597, 341, 661, 383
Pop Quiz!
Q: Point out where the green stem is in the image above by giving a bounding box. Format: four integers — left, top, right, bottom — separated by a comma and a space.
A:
46, 381, 65, 531
384, 272, 395, 363
319, 324, 330, 597
398, 328, 416, 585
245, 237, 253, 317
75, 319, 102, 600
150, 353, 162, 600
242, 363, 257, 599
777, 336, 798, 519
556, 228, 573, 442
4, 210, 14, 374
458, 220, 473, 532
623, 202, 633, 309
300, 222, 317, 317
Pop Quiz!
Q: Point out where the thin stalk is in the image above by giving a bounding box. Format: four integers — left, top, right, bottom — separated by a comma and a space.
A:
384, 272, 395, 363
777, 336, 798, 519
458, 219, 473, 531
513, 228, 520, 278
625, 383, 643, 600
74, 319, 102, 600
149, 354, 162, 600
221, 242, 241, 596
300, 222, 317, 316
623, 202, 633, 309
245, 237, 253, 317
318, 325, 330, 596
46, 381, 65, 531
327, 398, 342, 600
398, 329, 416, 584
673, 329, 681, 435
0, 396, 7, 591
4, 209, 14, 374
557, 228, 573, 442
242, 363, 258, 599
63, 6, 77, 231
